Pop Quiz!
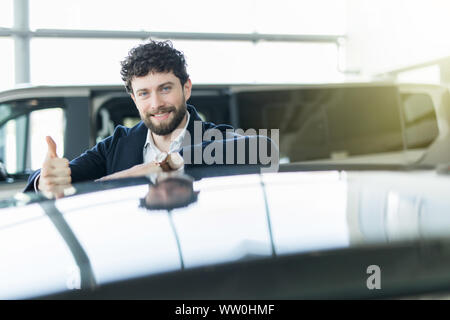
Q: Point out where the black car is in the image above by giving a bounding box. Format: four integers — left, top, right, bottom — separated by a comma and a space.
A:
2, 162, 450, 299
2, 81, 450, 300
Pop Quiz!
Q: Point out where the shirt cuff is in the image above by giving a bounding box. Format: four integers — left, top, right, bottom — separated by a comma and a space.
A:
33, 173, 41, 193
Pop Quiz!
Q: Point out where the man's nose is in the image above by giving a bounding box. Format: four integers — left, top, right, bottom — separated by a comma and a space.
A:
148, 93, 164, 112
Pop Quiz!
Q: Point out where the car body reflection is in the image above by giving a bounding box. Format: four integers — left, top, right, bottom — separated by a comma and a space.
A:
139, 173, 199, 211
3, 167, 450, 298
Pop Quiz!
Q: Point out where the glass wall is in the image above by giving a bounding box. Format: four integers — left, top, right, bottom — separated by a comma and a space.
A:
26, 0, 346, 85
2, 0, 347, 87
30, 38, 342, 85
29, 0, 346, 34
0, 39, 14, 91
0, 0, 13, 28
30, 38, 138, 85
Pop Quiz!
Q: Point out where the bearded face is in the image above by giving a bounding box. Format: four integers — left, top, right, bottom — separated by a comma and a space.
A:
141, 101, 187, 136
131, 72, 192, 137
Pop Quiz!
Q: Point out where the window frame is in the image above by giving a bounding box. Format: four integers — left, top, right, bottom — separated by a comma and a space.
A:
0, 98, 67, 175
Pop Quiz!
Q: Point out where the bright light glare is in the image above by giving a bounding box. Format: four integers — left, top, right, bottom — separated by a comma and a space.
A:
30, 38, 139, 85
254, 0, 346, 35
398, 66, 441, 84
6, 0, 450, 86
347, 0, 450, 75
0, 38, 14, 90
31, 38, 343, 85
5, 119, 16, 173
29, 0, 345, 35
27, 0, 346, 85
30, 108, 65, 170
0, 0, 13, 27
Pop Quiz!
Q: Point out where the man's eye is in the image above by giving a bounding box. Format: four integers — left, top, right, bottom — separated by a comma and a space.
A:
138, 91, 148, 97
162, 86, 171, 92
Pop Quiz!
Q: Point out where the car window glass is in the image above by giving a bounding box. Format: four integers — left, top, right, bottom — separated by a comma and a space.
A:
29, 108, 65, 170
94, 93, 228, 143
0, 115, 27, 174
0, 104, 13, 124
237, 86, 404, 163
95, 97, 137, 142
326, 87, 403, 157
401, 93, 439, 149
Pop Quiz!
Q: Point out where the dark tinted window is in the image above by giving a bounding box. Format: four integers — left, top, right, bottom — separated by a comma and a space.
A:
401, 93, 438, 149
188, 93, 231, 125
0, 98, 66, 174
0, 115, 27, 174
95, 90, 231, 141
95, 96, 138, 141
237, 86, 404, 162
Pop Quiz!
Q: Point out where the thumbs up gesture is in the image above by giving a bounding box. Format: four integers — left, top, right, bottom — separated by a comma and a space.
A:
38, 136, 72, 192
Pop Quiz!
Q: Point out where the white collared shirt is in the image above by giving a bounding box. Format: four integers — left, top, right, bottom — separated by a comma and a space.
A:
143, 111, 190, 165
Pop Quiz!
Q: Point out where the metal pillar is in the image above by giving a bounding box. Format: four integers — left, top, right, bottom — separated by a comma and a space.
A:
13, 0, 30, 85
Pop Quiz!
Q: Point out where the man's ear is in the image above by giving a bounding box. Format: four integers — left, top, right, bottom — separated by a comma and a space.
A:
130, 92, 136, 104
183, 78, 192, 102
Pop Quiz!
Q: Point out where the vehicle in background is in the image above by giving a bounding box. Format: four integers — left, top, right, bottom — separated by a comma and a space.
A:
0, 82, 449, 197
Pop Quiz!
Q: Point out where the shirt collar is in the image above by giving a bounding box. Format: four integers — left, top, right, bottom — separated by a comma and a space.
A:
144, 110, 190, 152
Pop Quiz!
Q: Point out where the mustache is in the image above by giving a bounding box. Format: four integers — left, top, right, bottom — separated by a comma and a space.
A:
146, 106, 176, 116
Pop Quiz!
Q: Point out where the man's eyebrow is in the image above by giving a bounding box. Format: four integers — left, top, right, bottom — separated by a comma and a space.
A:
158, 81, 174, 89
135, 82, 174, 94
135, 88, 148, 94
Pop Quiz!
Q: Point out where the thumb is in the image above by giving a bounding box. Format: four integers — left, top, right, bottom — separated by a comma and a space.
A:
45, 136, 58, 159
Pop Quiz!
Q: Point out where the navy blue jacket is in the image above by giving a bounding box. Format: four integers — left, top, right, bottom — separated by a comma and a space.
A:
25, 105, 277, 192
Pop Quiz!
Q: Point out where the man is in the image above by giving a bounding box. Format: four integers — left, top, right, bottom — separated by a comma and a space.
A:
25, 40, 276, 193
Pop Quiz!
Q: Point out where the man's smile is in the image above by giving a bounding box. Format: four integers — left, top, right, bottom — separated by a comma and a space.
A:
151, 111, 171, 121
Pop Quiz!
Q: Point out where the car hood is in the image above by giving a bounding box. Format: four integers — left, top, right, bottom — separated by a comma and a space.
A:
1, 169, 450, 298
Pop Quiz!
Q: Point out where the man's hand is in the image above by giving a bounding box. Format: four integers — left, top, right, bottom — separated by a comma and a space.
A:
96, 162, 162, 182
38, 136, 72, 193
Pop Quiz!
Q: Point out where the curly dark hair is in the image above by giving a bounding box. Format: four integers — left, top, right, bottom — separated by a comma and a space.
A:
120, 40, 189, 94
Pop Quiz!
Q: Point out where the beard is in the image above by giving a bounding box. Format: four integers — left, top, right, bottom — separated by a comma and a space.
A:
142, 102, 187, 136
